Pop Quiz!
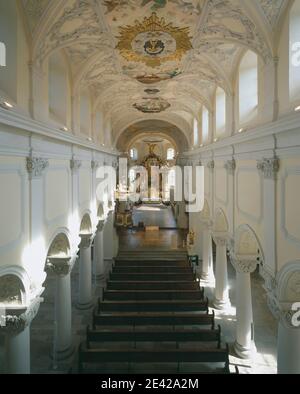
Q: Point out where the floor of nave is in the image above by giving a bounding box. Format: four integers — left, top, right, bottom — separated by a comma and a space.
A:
132, 204, 177, 228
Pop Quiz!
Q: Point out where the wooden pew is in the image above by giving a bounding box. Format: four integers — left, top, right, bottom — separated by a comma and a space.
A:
98, 298, 209, 313
86, 325, 222, 349
103, 289, 205, 301
114, 260, 189, 267
92, 311, 214, 330
78, 344, 231, 374
107, 281, 200, 291
112, 266, 194, 274
110, 273, 197, 282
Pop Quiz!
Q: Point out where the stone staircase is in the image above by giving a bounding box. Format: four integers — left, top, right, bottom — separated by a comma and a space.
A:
116, 250, 188, 262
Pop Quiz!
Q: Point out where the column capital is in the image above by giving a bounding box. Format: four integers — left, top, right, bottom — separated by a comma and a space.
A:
70, 158, 82, 173
224, 159, 236, 175
257, 157, 280, 180
26, 156, 49, 179
91, 160, 100, 170
97, 220, 105, 232
45, 256, 75, 277
213, 233, 228, 247
0, 296, 42, 335
230, 256, 257, 274
207, 160, 215, 170
79, 233, 93, 249
268, 296, 300, 329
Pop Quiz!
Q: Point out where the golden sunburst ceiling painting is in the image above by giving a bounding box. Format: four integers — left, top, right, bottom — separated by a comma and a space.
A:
116, 12, 193, 68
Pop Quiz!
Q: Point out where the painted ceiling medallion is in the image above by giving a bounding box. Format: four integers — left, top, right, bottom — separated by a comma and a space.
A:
144, 88, 160, 95
136, 69, 182, 84
116, 12, 193, 68
133, 97, 171, 113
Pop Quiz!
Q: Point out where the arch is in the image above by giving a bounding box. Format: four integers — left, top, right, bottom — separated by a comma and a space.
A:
46, 233, 71, 259
79, 213, 92, 235
238, 50, 259, 126
289, 0, 300, 103
80, 87, 92, 136
234, 224, 264, 262
167, 148, 175, 161
48, 50, 70, 126
276, 261, 300, 303
97, 203, 105, 221
116, 120, 189, 153
0, 0, 18, 101
215, 86, 226, 138
200, 199, 211, 222
202, 106, 210, 145
0, 266, 32, 305
213, 208, 229, 234
193, 118, 199, 146
0, 41, 6, 67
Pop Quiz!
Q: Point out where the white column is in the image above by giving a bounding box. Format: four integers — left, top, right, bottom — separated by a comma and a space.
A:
5, 326, 30, 374
258, 158, 279, 276
233, 260, 257, 359
55, 274, 73, 359
201, 223, 214, 282
2, 298, 41, 374
277, 320, 300, 374
94, 221, 105, 281
46, 257, 75, 360
77, 235, 94, 310
213, 237, 230, 309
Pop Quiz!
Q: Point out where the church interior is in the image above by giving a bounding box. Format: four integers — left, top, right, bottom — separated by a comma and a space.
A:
0, 0, 300, 375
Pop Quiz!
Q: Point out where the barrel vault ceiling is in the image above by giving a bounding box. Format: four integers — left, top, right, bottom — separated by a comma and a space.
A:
21, 0, 288, 147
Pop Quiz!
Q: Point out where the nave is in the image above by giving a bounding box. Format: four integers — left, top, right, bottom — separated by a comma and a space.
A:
1, 226, 276, 375
1, 0, 300, 375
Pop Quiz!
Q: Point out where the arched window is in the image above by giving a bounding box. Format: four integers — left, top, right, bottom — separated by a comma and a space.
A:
167, 148, 175, 161
239, 50, 258, 125
80, 88, 92, 136
0, 42, 6, 67
215, 87, 226, 137
130, 148, 138, 161
0, 1, 17, 100
193, 118, 199, 146
94, 109, 103, 145
167, 168, 176, 190
48, 51, 69, 125
202, 106, 209, 144
129, 168, 136, 183
290, 0, 300, 102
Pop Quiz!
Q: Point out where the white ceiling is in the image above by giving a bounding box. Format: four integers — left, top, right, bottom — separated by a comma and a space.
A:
22, 0, 288, 147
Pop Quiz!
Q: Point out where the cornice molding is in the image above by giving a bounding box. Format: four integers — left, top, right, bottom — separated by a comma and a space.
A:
184, 112, 300, 157
0, 108, 119, 157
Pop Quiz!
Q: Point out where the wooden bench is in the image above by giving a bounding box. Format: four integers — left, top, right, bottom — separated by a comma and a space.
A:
86, 325, 222, 349
114, 260, 189, 267
78, 344, 231, 374
110, 273, 197, 282
112, 266, 194, 274
107, 281, 200, 291
98, 299, 209, 313
103, 289, 205, 301
92, 311, 214, 330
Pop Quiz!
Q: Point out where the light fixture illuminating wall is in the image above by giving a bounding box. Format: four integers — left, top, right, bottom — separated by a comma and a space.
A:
0, 100, 13, 110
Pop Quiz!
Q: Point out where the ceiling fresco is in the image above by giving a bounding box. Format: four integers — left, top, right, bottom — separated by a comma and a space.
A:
133, 97, 171, 113
21, 0, 290, 146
